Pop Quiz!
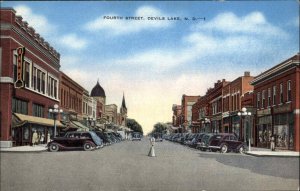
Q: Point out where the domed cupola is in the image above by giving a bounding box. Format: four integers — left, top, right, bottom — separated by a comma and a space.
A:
90, 81, 106, 97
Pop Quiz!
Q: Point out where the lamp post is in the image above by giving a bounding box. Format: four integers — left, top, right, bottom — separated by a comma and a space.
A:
238, 107, 251, 151
49, 104, 63, 138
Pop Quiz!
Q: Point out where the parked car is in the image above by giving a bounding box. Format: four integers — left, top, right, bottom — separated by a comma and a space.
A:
189, 133, 205, 148
208, 133, 245, 153
48, 131, 103, 152
197, 133, 214, 151
94, 131, 111, 146
132, 132, 142, 141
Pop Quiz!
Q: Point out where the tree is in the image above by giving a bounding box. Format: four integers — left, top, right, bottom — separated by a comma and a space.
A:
126, 118, 143, 134
153, 122, 167, 134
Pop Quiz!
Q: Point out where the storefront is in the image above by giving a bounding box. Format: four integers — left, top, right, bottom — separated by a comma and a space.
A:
222, 112, 230, 133
256, 108, 272, 148
12, 113, 64, 146
273, 103, 294, 150
211, 114, 222, 133
231, 112, 240, 139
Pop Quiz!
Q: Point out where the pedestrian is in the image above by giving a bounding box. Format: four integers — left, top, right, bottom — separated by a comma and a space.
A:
270, 134, 275, 151
32, 130, 38, 146
148, 137, 156, 157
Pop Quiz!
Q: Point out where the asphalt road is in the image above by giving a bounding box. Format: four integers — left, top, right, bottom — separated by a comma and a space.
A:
1, 138, 299, 191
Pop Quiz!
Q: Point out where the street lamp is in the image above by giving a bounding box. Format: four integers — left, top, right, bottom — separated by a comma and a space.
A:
238, 107, 252, 151
49, 104, 63, 138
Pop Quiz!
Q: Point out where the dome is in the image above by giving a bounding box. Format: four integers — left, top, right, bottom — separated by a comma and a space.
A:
90, 81, 106, 97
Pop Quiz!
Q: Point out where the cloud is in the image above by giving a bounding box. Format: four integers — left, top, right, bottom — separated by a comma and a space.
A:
84, 6, 173, 35
58, 34, 88, 50
197, 11, 287, 37
14, 5, 56, 37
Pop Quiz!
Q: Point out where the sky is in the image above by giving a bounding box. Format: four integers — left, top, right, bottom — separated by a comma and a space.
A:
2, 1, 299, 135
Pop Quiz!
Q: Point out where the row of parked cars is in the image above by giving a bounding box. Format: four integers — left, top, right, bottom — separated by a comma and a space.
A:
47, 131, 124, 152
164, 133, 246, 154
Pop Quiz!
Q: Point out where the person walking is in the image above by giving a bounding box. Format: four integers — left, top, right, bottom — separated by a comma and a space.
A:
148, 137, 156, 157
270, 134, 275, 151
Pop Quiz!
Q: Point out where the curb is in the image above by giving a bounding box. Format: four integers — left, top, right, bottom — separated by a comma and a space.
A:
0, 150, 47, 153
244, 152, 300, 158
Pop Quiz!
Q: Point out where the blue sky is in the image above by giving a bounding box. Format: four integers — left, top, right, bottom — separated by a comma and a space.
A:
2, 1, 299, 134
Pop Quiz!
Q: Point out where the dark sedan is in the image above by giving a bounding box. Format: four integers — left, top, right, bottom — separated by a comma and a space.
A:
47, 131, 103, 152
208, 133, 245, 153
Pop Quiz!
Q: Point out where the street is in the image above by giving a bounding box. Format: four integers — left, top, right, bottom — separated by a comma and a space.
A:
1, 138, 299, 191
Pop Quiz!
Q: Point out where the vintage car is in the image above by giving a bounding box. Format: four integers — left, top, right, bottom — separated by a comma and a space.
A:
208, 133, 245, 153
132, 132, 142, 141
47, 131, 103, 152
197, 133, 214, 151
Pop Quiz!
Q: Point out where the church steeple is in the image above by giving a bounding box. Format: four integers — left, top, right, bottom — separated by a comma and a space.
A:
121, 92, 127, 110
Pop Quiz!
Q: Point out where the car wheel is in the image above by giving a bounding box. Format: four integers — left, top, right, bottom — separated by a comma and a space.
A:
49, 143, 59, 152
239, 146, 245, 154
84, 142, 93, 151
220, 144, 228, 153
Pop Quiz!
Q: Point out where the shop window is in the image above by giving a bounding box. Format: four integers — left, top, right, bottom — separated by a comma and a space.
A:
287, 81, 291, 102
12, 98, 28, 115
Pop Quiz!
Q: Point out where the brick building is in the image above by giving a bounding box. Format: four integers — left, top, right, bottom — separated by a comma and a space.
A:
0, 8, 62, 147
180, 95, 200, 132
207, 79, 230, 134
251, 53, 300, 151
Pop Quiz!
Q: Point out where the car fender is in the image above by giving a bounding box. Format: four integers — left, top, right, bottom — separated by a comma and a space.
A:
84, 140, 96, 147
48, 142, 65, 149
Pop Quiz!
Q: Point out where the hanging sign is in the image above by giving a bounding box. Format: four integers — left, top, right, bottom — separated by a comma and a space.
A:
14, 47, 25, 88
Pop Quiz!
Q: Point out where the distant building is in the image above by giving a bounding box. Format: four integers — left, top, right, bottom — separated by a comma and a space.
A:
90, 80, 106, 124
181, 95, 200, 132
119, 93, 127, 127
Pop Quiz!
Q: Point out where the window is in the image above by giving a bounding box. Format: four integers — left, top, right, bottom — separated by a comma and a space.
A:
25, 62, 30, 88
48, 76, 58, 99
12, 98, 28, 115
13, 55, 17, 82
287, 81, 291, 102
280, 83, 283, 103
257, 92, 260, 108
33, 67, 37, 90
273, 86, 276, 105
33, 103, 44, 117
268, 88, 271, 107
262, 90, 265, 108
37, 70, 41, 92
41, 73, 45, 94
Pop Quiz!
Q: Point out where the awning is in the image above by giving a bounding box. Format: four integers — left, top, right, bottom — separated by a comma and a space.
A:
13, 113, 65, 128
71, 120, 89, 131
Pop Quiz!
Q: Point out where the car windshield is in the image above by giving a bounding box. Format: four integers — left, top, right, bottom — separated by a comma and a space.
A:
90, 131, 102, 146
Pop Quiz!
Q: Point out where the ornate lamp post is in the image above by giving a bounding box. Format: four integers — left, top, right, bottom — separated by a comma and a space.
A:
49, 104, 63, 138
238, 107, 252, 151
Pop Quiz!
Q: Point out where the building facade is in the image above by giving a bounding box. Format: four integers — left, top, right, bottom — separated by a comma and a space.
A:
0, 8, 62, 147
180, 95, 200, 132
251, 53, 300, 151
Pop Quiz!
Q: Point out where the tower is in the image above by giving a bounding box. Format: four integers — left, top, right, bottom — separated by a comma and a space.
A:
120, 92, 127, 126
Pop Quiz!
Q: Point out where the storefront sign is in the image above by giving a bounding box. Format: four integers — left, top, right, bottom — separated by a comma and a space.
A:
211, 114, 222, 121
14, 47, 25, 88
273, 103, 292, 114
257, 108, 271, 117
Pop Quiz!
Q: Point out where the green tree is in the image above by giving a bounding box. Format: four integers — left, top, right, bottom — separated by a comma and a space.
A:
153, 122, 167, 134
126, 118, 143, 134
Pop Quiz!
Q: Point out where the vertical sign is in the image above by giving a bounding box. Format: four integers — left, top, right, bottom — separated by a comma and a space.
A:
14, 47, 25, 88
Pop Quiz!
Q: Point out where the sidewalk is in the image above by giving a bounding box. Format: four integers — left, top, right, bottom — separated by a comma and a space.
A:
245, 147, 300, 157
0, 144, 48, 153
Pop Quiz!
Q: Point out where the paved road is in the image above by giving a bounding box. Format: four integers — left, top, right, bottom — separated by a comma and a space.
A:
1, 138, 299, 191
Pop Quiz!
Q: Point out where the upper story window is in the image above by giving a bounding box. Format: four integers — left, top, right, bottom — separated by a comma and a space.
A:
262, 90, 265, 108
12, 98, 28, 115
280, 83, 283, 104
48, 75, 58, 99
273, 86, 276, 105
257, 92, 260, 108
33, 103, 44, 117
268, 88, 271, 107
287, 81, 291, 102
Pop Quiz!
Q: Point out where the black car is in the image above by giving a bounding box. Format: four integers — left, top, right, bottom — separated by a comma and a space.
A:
94, 131, 111, 146
208, 133, 245, 153
48, 131, 103, 152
